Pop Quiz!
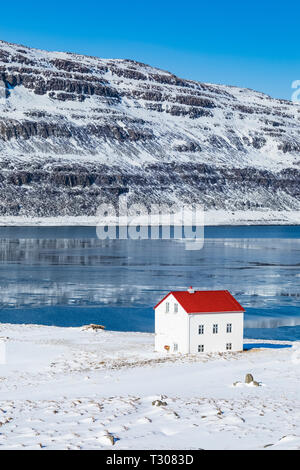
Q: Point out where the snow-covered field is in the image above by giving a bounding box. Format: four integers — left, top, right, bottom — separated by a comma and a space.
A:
0, 323, 299, 450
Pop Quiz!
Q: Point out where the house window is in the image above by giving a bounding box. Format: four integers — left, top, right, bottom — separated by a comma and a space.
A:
198, 324, 204, 335
213, 324, 218, 334
227, 323, 232, 333
226, 343, 232, 351
198, 344, 204, 352
174, 303, 178, 313
165, 302, 169, 313
173, 343, 178, 352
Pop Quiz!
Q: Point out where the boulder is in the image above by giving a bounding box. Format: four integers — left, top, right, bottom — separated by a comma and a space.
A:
82, 324, 105, 331
245, 373, 254, 384
102, 432, 115, 445
152, 400, 167, 407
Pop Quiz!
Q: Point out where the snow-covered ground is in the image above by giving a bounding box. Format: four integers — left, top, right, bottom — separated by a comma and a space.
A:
0, 323, 299, 450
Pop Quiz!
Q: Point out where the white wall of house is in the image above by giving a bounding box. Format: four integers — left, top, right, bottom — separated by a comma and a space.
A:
155, 296, 244, 354
155, 294, 189, 353
188, 311, 244, 353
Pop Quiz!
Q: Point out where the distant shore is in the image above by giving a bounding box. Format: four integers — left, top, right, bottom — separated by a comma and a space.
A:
0, 210, 299, 226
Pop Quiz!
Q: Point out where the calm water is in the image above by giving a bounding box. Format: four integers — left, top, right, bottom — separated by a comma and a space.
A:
0, 225, 299, 340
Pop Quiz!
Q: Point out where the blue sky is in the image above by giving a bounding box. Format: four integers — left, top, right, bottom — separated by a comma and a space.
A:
0, 0, 299, 99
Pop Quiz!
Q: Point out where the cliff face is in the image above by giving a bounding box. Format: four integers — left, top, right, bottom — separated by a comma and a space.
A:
0, 39, 299, 217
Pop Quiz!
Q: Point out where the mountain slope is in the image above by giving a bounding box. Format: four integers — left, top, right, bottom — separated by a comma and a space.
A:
0, 39, 299, 219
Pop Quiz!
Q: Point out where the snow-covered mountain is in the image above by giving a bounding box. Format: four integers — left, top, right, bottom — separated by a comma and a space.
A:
0, 39, 299, 219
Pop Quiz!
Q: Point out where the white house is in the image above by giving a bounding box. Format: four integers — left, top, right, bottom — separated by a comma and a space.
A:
154, 287, 244, 354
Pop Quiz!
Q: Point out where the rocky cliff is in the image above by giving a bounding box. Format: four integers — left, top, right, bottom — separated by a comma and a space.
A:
0, 39, 299, 218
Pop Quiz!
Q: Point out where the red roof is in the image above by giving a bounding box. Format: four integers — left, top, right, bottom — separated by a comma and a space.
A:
154, 290, 245, 314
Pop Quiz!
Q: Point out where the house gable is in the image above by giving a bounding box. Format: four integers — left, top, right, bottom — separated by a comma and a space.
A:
155, 293, 186, 316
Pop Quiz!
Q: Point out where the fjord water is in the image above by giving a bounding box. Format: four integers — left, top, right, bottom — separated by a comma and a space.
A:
0, 226, 299, 340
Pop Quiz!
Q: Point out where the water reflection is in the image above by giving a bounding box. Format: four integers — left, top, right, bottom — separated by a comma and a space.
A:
0, 228, 299, 337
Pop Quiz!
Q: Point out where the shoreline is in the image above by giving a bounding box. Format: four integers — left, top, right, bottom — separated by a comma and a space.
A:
0, 210, 299, 227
